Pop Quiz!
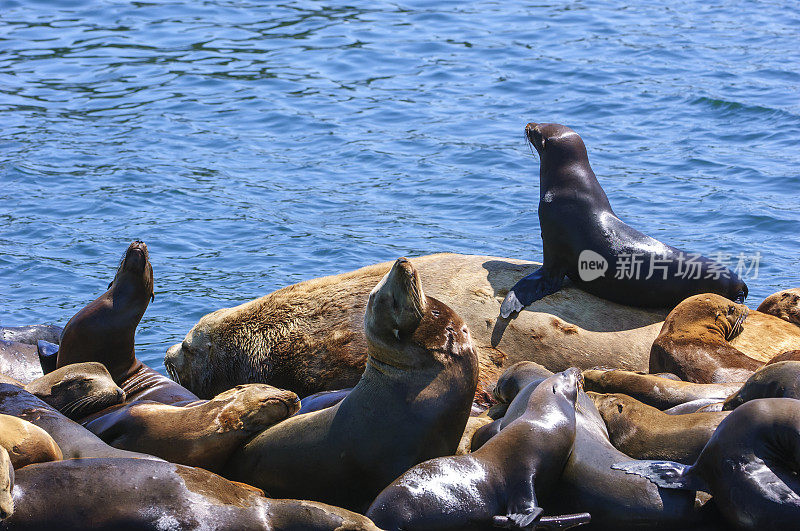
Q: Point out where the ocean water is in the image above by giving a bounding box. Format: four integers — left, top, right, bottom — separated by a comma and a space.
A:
1, 1, 798, 372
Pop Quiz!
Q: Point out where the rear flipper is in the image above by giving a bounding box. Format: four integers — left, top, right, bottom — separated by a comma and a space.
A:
493, 511, 591, 530
500, 267, 564, 318
612, 460, 706, 491
493, 507, 543, 529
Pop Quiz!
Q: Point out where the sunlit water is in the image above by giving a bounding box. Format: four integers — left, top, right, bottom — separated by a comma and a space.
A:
2, 1, 799, 371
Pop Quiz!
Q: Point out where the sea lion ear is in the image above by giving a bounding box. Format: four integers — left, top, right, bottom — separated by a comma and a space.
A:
107, 280, 113, 290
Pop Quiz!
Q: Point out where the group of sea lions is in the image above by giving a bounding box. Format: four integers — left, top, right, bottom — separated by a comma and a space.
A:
2, 122, 799, 529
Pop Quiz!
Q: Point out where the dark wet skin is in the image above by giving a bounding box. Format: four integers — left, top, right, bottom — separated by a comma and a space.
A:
501, 123, 747, 318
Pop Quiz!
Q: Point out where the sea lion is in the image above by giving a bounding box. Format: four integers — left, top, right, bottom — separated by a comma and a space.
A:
1, 457, 381, 530
650, 294, 764, 383
82, 384, 299, 472
582, 368, 742, 410
225, 257, 479, 512
0, 383, 156, 461
0, 414, 62, 469
367, 369, 588, 531
57, 240, 199, 405
0, 342, 42, 385
721, 361, 800, 410
500, 122, 747, 318
615, 398, 800, 530
757, 288, 800, 327
22, 362, 124, 421
166, 253, 670, 406
588, 392, 728, 464
0, 325, 62, 346
493, 360, 553, 404
536, 391, 700, 530
0, 447, 11, 521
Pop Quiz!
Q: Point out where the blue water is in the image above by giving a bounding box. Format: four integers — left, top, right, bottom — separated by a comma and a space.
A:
2, 1, 799, 372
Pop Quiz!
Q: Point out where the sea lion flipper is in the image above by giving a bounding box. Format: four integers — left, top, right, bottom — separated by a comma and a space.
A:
492, 506, 543, 529
611, 460, 705, 491
535, 513, 592, 530
500, 267, 564, 318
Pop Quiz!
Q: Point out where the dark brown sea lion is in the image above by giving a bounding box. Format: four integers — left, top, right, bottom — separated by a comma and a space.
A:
582, 368, 742, 410
0, 414, 62, 469
56, 240, 198, 405
82, 384, 299, 473
22, 362, 124, 421
721, 360, 800, 410
0, 325, 62, 346
366, 369, 588, 531
0, 383, 156, 461
0, 342, 41, 385
615, 398, 800, 530
757, 288, 800, 327
225, 257, 479, 512
500, 122, 747, 318
650, 294, 763, 383
588, 392, 728, 464
0, 457, 381, 530
493, 360, 553, 404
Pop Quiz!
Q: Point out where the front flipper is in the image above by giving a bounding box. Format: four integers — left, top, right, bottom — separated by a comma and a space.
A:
500, 267, 564, 318
612, 460, 705, 491
492, 507, 543, 529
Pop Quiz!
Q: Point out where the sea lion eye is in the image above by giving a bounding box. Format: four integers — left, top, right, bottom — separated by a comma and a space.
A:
617, 404, 623, 413
431, 310, 440, 317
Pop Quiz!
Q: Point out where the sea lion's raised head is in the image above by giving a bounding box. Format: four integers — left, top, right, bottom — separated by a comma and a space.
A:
0, 446, 12, 520
211, 384, 300, 432
25, 362, 125, 420
111, 240, 154, 302
365, 257, 476, 372
525, 122, 587, 163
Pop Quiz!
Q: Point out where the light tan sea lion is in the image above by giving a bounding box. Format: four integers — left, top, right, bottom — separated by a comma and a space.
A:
166, 253, 668, 404
0, 414, 62, 469
588, 392, 728, 464
757, 288, 800, 328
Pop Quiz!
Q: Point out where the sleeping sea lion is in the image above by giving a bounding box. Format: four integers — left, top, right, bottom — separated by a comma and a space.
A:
225, 257, 479, 512
757, 288, 800, 328
82, 384, 299, 472
588, 392, 728, 464
0, 414, 62, 469
56, 240, 198, 405
500, 122, 746, 318
649, 294, 762, 383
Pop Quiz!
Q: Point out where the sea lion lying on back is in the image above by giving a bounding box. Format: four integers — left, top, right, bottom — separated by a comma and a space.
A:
56, 241, 199, 405
650, 294, 763, 383
226, 258, 479, 512
500, 122, 747, 318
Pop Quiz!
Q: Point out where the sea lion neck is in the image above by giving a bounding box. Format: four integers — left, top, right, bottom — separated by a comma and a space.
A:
537, 144, 613, 212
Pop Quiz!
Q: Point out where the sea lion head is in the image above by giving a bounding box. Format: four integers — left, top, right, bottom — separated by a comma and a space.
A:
587, 392, 639, 432
669, 294, 749, 341
758, 288, 800, 326
0, 446, 12, 520
365, 257, 475, 371
111, 240, 154, 302
492, 361, 552, 404
211, 384, 300, 432
525, 122, 588, 165
25, 362, 125, 420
